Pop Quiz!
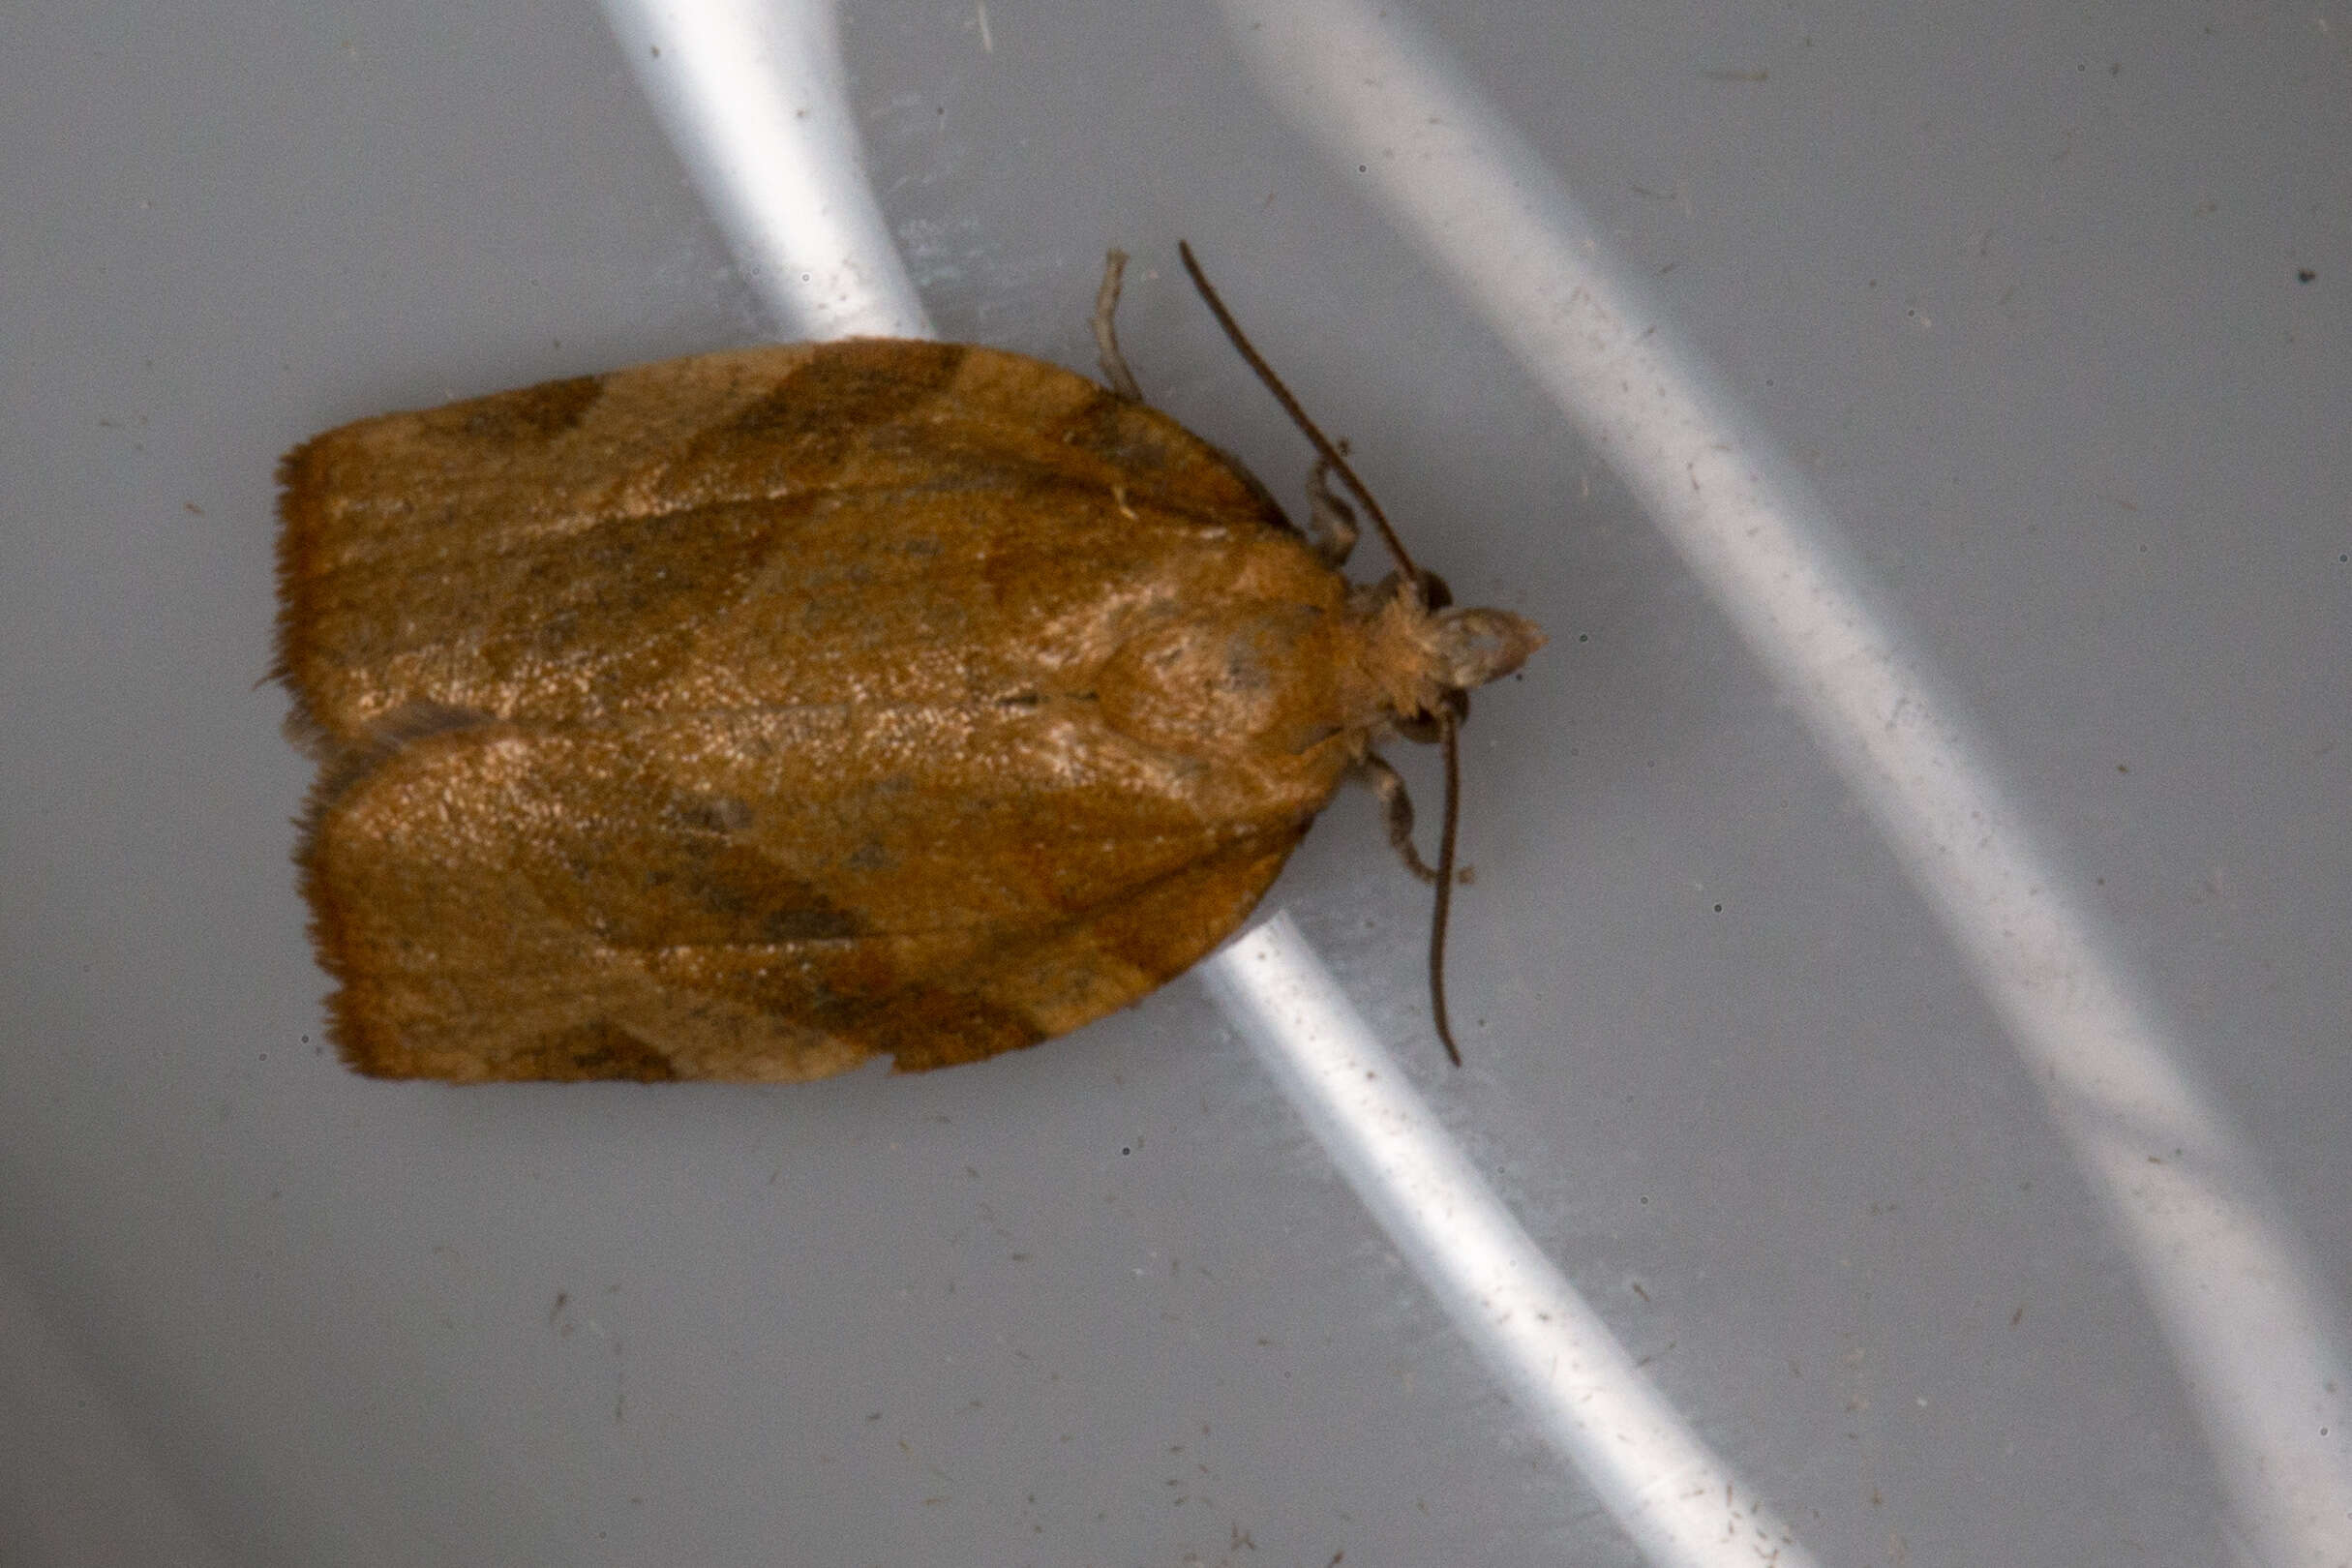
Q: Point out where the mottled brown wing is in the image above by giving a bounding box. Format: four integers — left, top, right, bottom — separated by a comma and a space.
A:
303, 708, 1311, 1080
278, 338, 1376, 1077
275, 341, 1295, 749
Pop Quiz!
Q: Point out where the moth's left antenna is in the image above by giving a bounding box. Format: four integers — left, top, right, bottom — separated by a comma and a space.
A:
1177, 241, 1426, 592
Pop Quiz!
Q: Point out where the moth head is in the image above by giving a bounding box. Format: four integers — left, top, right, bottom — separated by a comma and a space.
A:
1421, 605, 1547, 694
1364, 574, 1547, 740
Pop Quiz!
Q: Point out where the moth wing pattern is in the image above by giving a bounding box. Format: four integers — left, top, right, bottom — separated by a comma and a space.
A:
279, 340, 1361, 1080
276, 342, 1294, 748
303, 709, 1310, 1080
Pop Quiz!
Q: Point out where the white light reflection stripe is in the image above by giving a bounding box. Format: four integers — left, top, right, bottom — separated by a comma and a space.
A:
1215, 4, 2352, 1564
1205, 917, 1821, 1568
598, 0, 930, 340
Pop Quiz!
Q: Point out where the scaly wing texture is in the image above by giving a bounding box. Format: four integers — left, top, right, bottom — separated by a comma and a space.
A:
279, 342, 1366, 1079
304, 709, 1312, 1080
277, 341, 1297, 744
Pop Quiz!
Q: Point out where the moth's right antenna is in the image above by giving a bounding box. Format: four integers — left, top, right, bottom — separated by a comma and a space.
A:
1429, 708, 1464, 1067
1177, 241, 1426, 592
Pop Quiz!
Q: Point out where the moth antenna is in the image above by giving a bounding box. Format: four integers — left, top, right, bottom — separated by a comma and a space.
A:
1177, 241, 1424, 589
1431, 708, 1464, 1067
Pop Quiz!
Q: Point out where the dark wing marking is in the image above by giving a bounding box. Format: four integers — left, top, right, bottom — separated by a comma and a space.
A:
303, 707, 1318, 1081
276, 343, 1293, 745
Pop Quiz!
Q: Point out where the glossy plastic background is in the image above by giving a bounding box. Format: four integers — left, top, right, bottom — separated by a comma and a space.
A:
3, 2, 2347, 1564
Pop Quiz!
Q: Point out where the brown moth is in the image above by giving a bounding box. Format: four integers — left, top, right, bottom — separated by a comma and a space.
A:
275, 245, 1543, 1082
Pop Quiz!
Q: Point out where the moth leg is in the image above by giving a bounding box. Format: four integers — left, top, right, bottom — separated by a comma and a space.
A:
1303, 454, 1362, 565
1355, 753, 1441, 885
1092, 249, 1146, 404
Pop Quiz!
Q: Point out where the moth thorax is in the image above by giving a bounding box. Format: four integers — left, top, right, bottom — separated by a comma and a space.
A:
1095, 603, 1347, 759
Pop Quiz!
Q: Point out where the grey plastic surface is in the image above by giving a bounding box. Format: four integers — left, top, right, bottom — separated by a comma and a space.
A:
4, 2, 2347, 1565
